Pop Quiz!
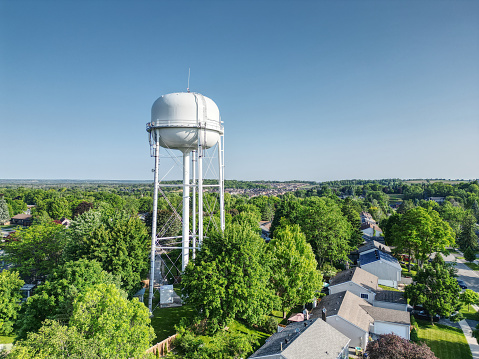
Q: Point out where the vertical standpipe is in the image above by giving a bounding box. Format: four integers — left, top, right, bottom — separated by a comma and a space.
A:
182, 151, 190, 271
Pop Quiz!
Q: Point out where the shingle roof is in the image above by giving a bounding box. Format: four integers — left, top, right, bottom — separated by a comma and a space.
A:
360, 250, 401, 269
375, 290, 407, 305
359, 305, 410, 325
357, 241, 391, 254
329, 267, 378, 292
249, 318, 350, 359
11, 214, 32, 220
314, 291, 373, 332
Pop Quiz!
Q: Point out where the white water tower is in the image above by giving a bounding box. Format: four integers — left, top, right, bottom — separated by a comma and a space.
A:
146, 92, 225, 313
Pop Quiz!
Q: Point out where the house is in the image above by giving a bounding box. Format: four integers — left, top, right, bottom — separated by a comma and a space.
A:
314, 291, 410, 350
10, 214, 33, 227
427, 197, 445, 204
360, 222, 383, 237
259, 220, 272, 240
350, 240, 391, 264
360, 305, 410, 340
359, 250, 402, 288
314, 291, 373, 349
360, 212, 376, 225
328, 267, 378, 304
374, 290, 408, 312
249, 318, 350, 359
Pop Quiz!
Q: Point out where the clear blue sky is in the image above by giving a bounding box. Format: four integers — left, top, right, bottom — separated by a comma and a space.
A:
1, 0, 478, 181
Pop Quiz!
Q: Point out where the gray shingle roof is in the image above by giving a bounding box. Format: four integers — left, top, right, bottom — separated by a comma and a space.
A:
375, 290, 407, 304
249, 318, 350, 359
359, 305, 410, 325
314, 291, 373, 332
357, 241, 391, 254
329, 267, 378, 292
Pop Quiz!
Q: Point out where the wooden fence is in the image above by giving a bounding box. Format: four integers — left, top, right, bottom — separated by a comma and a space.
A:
146, 334, 177, 357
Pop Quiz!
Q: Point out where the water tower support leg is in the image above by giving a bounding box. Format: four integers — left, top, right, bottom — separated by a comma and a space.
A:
148, 140, 160, 314
182, 151, 190, 272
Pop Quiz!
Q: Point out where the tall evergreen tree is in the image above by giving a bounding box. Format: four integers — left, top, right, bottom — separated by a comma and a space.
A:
0, 195, 10, 224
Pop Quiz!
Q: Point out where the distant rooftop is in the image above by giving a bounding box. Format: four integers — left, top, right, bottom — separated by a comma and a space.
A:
360, 250, 401, 269
329, 267, 378, 292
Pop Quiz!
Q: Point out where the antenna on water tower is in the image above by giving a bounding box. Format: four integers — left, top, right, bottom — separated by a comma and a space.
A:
146, 92, 225, 314
187, 68, 191, 93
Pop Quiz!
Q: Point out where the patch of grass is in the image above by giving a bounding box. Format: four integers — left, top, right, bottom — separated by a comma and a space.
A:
460, 304, 478, 320
465, 262, 479, 270
378, 284, 402, 292
150, 305, 196, 343
228, 320, 270, 349
416, 320, 472, 359
0, 335, 15, 344
401, 267, 416, 277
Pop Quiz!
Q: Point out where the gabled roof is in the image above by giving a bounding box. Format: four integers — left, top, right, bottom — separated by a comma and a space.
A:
360, 305, 410, 325
357, 240, 391, 254
375, 290, 407, 305
314, 291, 373, 332
250, 318, 350, 359
329, 267, 378, 292
360, 250, 401, 269
360, 222, 383, 232
11, 214, 32, 220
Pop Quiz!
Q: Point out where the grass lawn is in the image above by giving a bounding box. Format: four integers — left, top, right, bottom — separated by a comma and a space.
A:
228, 320, 270, 349
465, 262, 479, 271
460, 304, 478, 321
378, 284, 402, 292
150, 305, 196, 343
417, 320, 472, 359
401, 267, 417, 277
0, 335, 15, 344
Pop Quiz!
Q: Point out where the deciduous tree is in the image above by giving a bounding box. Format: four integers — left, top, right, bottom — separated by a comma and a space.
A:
181, 223, 276, 333
0, 270, 24, 335
461, 289, 479, 311
405, 261, 461, 324
268, 224, 322, 318
366, 333, 437, 359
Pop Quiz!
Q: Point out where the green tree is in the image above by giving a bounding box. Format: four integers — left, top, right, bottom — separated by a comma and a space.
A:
44, 197, 72, 219
0, 270, 24, 335
299, 197, 352, 267
64, 210, 150, 295
2, 221, 67, 282
341, 197, 364, 249
181, 223, 276, 333
270, 194, 302, 236
439, 201, 466, 239
464, 247, 476, 262
405, 261, 461, 325
457, 212, 479, 251
391, 207, 454, 268
69, 283, 154, 358
0, 195, 10, 224
268, 224, 322, 318
9, 319, 101, 359
145, 209, 181, 239
15, 259, 121, 340
460, 289, 479, 311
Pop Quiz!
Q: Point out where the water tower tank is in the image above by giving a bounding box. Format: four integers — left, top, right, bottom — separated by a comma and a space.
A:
150, 92, 222, 152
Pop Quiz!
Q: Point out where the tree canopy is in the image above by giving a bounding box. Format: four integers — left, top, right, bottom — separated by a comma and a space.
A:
267, 224, 322, 318
181, 223, 276, 333
0, 270, 24, 335
366, 334, 437, 359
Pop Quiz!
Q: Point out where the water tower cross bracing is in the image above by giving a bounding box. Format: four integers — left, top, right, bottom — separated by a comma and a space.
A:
146, 92, 225, 313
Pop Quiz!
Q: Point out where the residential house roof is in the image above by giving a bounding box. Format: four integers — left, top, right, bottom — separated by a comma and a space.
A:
250, 318, 350, 359
375, 290, 407, 305
329, 267, 378, 292
360, 250, 401, 269
360, 305, 410, 325
314, 291, 373, 332
11, 214, 32, 220
360, 222, 383, 233
357, 241, 391, 254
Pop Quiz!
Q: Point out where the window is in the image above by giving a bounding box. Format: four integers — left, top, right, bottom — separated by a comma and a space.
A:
361, 293, 369, 300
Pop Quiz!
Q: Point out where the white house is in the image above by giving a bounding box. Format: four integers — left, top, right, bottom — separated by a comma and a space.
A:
359, 250, 402, 288
328, 267, 378, 304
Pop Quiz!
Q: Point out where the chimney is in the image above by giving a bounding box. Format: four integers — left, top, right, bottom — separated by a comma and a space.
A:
322, 308, 327, 322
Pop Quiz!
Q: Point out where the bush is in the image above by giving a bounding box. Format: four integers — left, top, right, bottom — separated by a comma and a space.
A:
410, 328, 419, 343
464, 247, 476, 262
260, 316, 277, 334
410, 314, 418, 330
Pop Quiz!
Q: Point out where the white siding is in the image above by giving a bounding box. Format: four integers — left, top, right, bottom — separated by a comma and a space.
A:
326, 315, 369, 350
372, 321, 410, 340
361, 261, 401, 289
328, 282, 375, 304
